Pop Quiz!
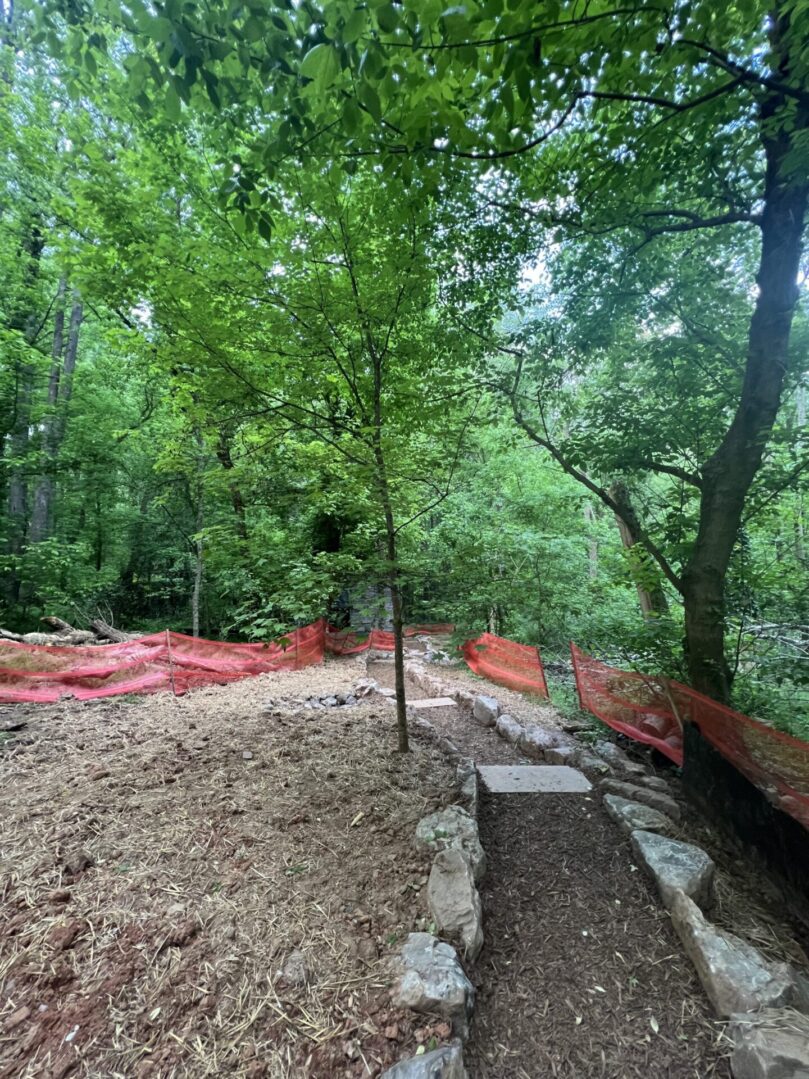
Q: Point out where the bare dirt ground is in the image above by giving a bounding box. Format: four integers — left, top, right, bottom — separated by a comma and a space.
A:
3, 649, 807, 1079
0, 658, 458, 1079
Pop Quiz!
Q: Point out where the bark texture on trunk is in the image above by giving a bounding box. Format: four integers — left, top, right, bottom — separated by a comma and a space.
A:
215, 431, 248, 542
28, 281, 79, 545
375, 443, 408, 752
608, 482, 669, 619
191, 431, 205, 639
682, 42, 808, 700
2, 217, 45, 605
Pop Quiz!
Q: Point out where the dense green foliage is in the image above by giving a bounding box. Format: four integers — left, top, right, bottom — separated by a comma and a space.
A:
1, 1, 807, 731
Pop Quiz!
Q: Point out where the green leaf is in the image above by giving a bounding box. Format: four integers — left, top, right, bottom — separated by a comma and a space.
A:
165, 83, 182, 120
359, 83, 382, 122
299, 43, 340, 88
376, 4, 400, 33
343, 9, 367, 44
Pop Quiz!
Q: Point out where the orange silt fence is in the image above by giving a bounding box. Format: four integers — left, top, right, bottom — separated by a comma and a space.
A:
570, 642, 809, 832
569, 642, 684, 764
462, 631, 549, 698
0, 619, 456, 703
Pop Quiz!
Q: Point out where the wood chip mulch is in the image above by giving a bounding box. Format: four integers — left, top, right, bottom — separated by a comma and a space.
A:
466, 789, 731, 1078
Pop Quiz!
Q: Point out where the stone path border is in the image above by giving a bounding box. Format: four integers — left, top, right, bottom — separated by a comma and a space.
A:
359, 650, 809, 1077
354, 659, 484, 1079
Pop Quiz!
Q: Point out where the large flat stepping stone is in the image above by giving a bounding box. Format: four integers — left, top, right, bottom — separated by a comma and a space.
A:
478, 765, 592, 793
411, 697, 457, 709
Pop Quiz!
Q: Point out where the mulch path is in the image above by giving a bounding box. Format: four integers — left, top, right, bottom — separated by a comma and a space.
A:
372, 657, 732, 1077
367, 661, 517, 765
466, 789, 730, 1078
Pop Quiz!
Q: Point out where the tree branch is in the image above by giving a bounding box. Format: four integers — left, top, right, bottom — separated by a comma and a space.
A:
508, 361, 683, 594
636, 459, 703, 488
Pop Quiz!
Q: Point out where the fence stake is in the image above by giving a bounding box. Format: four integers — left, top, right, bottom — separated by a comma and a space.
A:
166, 629, 177, 697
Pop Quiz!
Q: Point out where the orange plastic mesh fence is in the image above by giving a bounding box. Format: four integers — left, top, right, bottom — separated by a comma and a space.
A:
676, 682, 809, 831
0, 620, 454, 702
462, 632, 549, 698
569, 643, 684, 763
0, 622, 327, 703
569, 642, 809, 830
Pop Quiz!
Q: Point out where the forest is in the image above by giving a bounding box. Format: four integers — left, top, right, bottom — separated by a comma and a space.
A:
1, 0, 807, 735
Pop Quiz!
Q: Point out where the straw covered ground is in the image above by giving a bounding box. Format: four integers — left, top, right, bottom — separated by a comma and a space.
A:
0, 657, 458, 1078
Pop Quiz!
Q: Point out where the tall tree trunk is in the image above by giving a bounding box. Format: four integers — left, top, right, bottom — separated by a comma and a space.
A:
608, 482, 668, 619
192, 510, 203, 638
583, 502, 599, 581
21, 291, 84, 602
681, 38, 808, 700
191, 429, 205, 638
2, 218, 45, 606
215, 431, 248, 541
370, 351, 408, 751
28, 279, 68, 545
796, 381, 806, 562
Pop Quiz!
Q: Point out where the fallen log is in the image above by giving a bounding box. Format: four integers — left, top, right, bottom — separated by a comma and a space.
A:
0, 615, 138, 647
0, 627, 97, 645
41, 616, 79, 635
90, 618, 138, 643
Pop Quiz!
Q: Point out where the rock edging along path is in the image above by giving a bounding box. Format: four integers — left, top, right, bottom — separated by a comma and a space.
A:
367, 652, 809, 1077
367, 657, 731, 1077
382, 779, 485, 1077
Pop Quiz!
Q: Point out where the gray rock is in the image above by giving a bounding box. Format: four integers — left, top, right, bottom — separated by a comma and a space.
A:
335, 691, 347, 704
242, 750, 254, 760
670, 891, 795, 1018
428, 848, 484, 961
545, 745, 579, 766
594, 739, 645, 776
472, 695, 499, 727
456, 758, 476, 784
601, 778, 682, 822
414, 806, 485, 882
391, 933, 474, 1036
517, 724, 565, 759
453, 689, 477, 711
354, 678, 378, 698
460, 773, 479, 818
603, 794, 674, 834
322, 695, 338, 707
495, 714, 524, 744
794, 970, 809, 1014
639, 774, 672, 792
578, 750, 613, 776
422, 673, 447, 697
630, 830, 714, 909
345, 694, 357, 706
280, 949, 309, 986
381, 1042, 467, 1079
728, 1010, 809, 1079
